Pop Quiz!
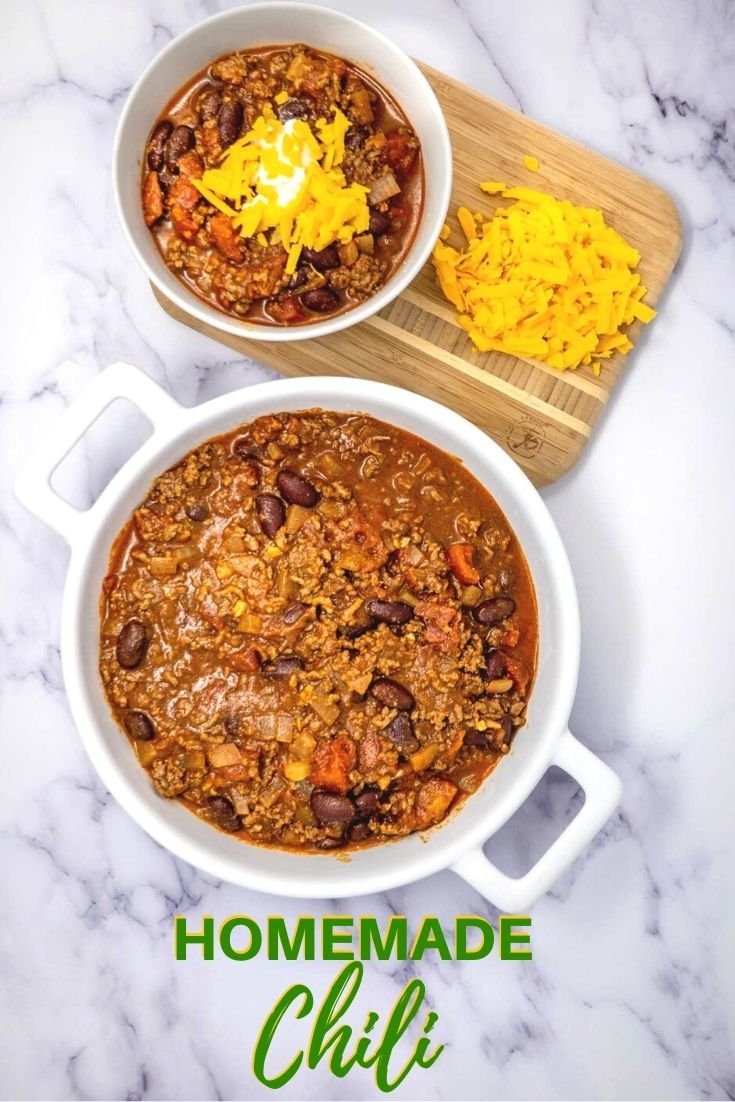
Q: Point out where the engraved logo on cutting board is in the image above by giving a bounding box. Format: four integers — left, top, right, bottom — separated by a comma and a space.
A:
507, 415, 546, 458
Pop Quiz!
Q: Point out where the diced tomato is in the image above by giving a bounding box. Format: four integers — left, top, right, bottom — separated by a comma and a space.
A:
384, 131, 418, 177
177, 150, 205, 180
333, 508, 389, 573
168, 178, 201, 241
268, 295, 306, 324
230, 646, 261, 673
447, 543, 480, 585
142, 171, 164, 227
414, 776, 457, 827
415, 600, 463, 653
209, 213, 244, 263
503, 654, 530, 695
310, 735, 356, 794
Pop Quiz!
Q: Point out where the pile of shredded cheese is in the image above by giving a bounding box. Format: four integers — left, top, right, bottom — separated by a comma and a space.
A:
433, 182, 656, 374
193, 103, 370, 274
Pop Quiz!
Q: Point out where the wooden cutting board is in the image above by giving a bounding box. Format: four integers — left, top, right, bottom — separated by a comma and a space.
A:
153, 62, 682, 486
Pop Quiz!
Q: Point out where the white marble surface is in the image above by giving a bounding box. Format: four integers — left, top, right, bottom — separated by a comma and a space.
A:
2, 0, 734, 1098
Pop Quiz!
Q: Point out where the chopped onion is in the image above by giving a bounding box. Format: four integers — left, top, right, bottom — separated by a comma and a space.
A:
231, 791, 250, 815
147, 556, 178, 577
255, 714, 294, 742
286, 504, 310, 535
255, 715, 277, 739
338, 240, 359, 267
368, 171, 400, 206
209, 743, 242, 767
308, 691, 340, 726
355, 233, 374, 255
261, 774, 286, 808
276, 715, 294, 742
405, 544, 425, 566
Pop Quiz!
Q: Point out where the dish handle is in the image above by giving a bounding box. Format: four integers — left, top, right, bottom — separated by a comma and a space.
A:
14, 363, 182, 546
451, 730, 621, 911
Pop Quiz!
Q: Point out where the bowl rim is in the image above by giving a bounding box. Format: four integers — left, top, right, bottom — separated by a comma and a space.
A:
58, 372, 580, 898
112, 1, 453, 342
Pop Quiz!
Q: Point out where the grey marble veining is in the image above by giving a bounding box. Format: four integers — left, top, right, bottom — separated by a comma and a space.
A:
1, 0, 734, 1099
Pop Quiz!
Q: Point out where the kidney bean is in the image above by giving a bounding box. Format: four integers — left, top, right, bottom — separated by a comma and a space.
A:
301, 287, 339, 313
345, 125, 369, 151
499, 715, 513, 747
232, 437, 261, 461
256, 492, 286, 537
370, 676, 415, 711
283, 602, 309, 625
207, 794, 242, 833
355, 788, 381, 814
368, 210, 391, 235
223, 713, 241, 738
288, 268, 308, 290
124, 710, 155, 741
340, 619, 376, 641
276, 469, 319, 507
147, 120, 173, 171
276, 97, 310, 122
316, 835, 345, 850
484, 647, 506, 680
365, 598, 413, 625
157, 165, 177, 193
383, 548, 400, 576
464, 729, 488, 748
116, 619, 149, 669
198, 87, 223, 121
218, 100, 244, 147
185, 502, 209, 522
262, 655, 303, 678
472, 596, 516, 626
311, 790, 356, 824
348, 820, 371, 842
301, 243, 340, 271
165, 124, 195, 170
386, 714, 419, 757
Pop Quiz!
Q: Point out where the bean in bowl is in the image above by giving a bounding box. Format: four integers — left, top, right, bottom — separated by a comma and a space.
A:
99, 411, 537, 851
142, 44, 424, 326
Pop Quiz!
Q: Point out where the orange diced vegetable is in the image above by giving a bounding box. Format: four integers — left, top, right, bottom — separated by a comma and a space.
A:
447, 543, 480, 585
409, 745, 440, 772
503, 655, 531, 695
414, 777, 458, 827
310, 735, 356, 794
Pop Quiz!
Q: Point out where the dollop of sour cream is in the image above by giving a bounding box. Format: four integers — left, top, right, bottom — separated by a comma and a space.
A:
254, 118, 316, 207
193, 107, 370, 272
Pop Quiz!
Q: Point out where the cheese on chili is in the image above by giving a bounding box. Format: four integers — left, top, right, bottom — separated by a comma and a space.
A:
192, 106, 369, 274
433, 183, 655, 373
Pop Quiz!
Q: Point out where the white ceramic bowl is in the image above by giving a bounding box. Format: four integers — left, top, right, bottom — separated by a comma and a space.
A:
113, 3, 452, 342
16, 365, 621, 909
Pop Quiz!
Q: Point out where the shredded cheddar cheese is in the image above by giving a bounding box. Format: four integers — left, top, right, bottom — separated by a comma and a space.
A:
433, 182, 656, 374
192, 105, 370, 273
523, 155, 540, 172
